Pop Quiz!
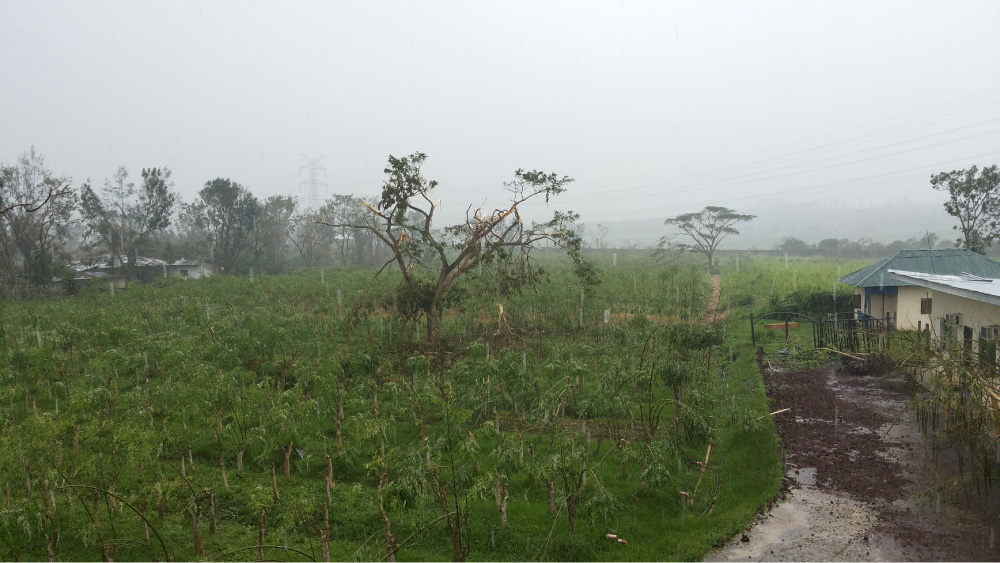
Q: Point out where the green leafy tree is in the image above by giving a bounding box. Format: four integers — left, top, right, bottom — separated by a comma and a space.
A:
320, 194, 368, 268
660, 206, 755, 271
931, 164, 1000, 253
320, 152, 596, 343
776, 236, 813, 255
190, 178, 259, 273
0, 148, 75, 288
79, 166, 176, 278
250, 195, 296, 274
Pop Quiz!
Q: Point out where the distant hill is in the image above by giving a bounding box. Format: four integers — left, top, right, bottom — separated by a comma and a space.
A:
592, 200, 959, 250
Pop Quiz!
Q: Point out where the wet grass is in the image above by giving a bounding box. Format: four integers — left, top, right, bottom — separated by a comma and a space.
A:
0, 252, 791, 561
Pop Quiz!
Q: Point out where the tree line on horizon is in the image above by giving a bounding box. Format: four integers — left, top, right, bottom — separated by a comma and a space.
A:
0, 148, 396, 295
2, 146, 998, 294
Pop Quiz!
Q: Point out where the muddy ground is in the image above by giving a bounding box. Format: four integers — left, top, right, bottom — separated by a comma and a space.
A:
707, 359, 1000, 562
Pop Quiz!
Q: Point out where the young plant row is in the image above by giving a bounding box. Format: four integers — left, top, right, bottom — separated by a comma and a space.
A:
0, 253, 782, 561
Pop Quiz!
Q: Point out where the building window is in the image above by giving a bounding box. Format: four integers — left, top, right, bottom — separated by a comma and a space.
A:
180, 270, 189, 277
851, 294, 861, 309
920, 298, 932, 315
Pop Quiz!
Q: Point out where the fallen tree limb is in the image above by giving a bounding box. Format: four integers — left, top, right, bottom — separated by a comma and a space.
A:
815, 347, 867, 362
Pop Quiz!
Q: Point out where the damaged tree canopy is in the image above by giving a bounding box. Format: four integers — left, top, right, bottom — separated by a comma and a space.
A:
319, 152, 597, 343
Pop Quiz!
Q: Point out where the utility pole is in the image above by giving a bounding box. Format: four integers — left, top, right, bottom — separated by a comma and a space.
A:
299, 154, 328, 210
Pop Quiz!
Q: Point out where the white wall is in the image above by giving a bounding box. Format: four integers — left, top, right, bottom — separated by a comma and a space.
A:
166, 264, 213, 279
926, 290, 1000, 348
896, 285, 933, 331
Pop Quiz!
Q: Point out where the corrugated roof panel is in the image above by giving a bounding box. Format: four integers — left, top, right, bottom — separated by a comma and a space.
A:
840, 249, 1000, 287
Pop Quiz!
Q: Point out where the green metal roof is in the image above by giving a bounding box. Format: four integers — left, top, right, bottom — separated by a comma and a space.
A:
840, 248, 1000, 288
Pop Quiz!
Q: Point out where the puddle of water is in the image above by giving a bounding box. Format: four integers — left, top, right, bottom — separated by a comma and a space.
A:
789, 466, 816, 486
705, 487, 896, 562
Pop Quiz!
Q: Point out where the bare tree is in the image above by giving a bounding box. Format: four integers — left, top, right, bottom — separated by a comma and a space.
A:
288, 208, 328, 268
318, 152, 596, 343
590, 223, 610, 249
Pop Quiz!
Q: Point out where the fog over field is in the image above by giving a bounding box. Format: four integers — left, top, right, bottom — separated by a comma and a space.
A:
598, 200, 960, 249
2, 0, 999, 235
5, 4, 1000, 560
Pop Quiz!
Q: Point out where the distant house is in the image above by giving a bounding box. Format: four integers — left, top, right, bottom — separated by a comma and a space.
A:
839, 249, 1000, 330
164, 259, 216, 279
67, 255, 216, 288
888, 269, 1000, 363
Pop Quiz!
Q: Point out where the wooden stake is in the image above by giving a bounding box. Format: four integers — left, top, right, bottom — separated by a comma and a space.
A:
691, 443, 713, 502
755, 408, 791, 421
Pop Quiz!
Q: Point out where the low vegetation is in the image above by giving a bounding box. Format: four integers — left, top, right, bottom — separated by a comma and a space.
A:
0, 252, 809, 561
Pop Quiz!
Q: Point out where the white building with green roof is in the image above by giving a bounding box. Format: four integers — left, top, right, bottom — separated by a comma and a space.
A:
839, 249, 1000, 331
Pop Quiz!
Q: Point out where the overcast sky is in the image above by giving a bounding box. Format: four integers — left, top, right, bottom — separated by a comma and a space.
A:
2, 0, 999, 229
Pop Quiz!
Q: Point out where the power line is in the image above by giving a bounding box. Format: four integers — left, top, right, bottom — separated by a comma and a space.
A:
589, 150, 1000, 221
569, 87, 1000, 196
566, 125, 1000, 205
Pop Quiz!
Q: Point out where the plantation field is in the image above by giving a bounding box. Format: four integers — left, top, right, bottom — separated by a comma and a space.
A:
0, 252, 861, 561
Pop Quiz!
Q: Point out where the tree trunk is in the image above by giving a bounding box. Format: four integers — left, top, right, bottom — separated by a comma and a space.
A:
546, 479, 556, 514
335, 406, 343, 450
494, 470, 503, 506
209, 491, 217, 533
324, 453, 335, 490
320, 504, 331, 562
188, 444, 195, 472
427, 303, 440, 343
379, 496, 397, 563
141, 500, 150, 541
270, 462, 280, 500
108, 476, 117, 509
257, 511, 267, 562
283, 443, 293, 481
188, 506, 205, 557
44, 530, 59, 561
500, 488, 509, 526
220, 454, 229, 491
156, 484, 165, 521
237, 444, 245, 476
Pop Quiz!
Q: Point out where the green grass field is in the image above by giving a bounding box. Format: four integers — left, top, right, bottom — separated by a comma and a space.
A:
0, 253, 856, 561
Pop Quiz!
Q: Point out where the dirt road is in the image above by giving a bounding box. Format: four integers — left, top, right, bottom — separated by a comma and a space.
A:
706, 361, 1000, 562
704, 274, 725, 324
